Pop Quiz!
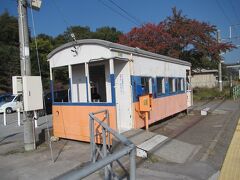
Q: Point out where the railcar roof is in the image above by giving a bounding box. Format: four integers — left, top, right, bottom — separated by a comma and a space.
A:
47, 39, 191, 66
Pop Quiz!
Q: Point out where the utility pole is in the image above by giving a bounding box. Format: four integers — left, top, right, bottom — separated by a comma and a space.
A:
18, 0, 35, 151
217, 30, 223, 92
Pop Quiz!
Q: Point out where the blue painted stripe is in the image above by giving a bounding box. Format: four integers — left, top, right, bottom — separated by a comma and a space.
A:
53, 102, 115, 106
152, 77, 157, 98
165, 77, 170, 96
50, 80, 54, 103
110, 74, 116, 105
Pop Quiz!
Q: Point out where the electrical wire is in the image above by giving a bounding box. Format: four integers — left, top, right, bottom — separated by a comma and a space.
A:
29, 4, 54, 163
215, 0, 233, 25
107, 0, 143, 25
51, 0, 142, 38
29, 6, 41, 77
98, 0, 140, 26
229, 0, 240, 23
51, 0, 71, 29
51, 0, 77, 42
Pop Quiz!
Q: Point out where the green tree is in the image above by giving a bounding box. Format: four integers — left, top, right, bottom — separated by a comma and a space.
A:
0, 11, 20, 92
53, 34, 66, 48
53, 26, 122, 47
93, 27, 122, 42
53, 26, 92, 46
0, 10, 123, 92
30, 34, 54, 89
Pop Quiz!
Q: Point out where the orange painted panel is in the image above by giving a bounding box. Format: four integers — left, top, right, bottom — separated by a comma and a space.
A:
52, 105, 117, 142
134, 93, 187, 129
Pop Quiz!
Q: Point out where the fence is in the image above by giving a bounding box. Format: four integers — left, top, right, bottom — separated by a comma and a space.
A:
232, 85, 240, 100
57, 109, 136, 180
1, 108, 38, 127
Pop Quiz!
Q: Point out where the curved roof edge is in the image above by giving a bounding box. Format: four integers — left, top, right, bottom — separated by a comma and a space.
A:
47, 39, 191, 66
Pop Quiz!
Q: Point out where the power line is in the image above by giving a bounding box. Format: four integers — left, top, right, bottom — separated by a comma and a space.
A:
29, 3, 54, 162
51, 0, 71, 29
229, 0, 240, 23
50, 0, 77, 42
98, 0, 140, 26
215, 0, 233, 25
107, 0, 143, 25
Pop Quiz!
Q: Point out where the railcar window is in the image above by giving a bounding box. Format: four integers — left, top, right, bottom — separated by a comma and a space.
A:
186, 70, 191, 91
180, 78, 184, 91
176, 78, 181, 92
169, 78, 175, 93
157, 77, 165, 95
141, 77, 150, 94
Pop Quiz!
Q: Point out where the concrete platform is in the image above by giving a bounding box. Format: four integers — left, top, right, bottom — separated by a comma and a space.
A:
136, 168, 194, 180
120, 128, 201, 163
119, 129, 168, 158
153, 139, 201, 163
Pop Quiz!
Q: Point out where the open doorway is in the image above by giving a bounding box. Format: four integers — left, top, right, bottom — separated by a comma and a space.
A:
52, 66, 69, 102
89, 65, 107, 102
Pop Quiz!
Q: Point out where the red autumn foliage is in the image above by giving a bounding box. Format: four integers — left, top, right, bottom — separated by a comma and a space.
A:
118, 7, 235, 67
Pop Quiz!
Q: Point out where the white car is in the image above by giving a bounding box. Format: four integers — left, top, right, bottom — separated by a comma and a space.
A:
0, 94, 23, 114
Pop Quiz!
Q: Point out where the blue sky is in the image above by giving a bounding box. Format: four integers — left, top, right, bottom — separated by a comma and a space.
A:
1, 0, 240, 64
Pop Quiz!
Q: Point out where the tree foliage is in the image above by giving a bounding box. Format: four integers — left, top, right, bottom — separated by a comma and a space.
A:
30, 34, 54, 89
0, 11, 20, 92
119, 7, 235, 69
0, 7, 236, 92
93, 27, 122, 42
0, 11, 122, 92
53, 26, 122, 46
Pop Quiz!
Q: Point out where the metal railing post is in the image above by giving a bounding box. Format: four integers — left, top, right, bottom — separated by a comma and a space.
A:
17, 108, 21, 126
106, 110, 111, 150
105, 110, 113, 178
102, 126, 110, 180
3, 108, 6, 126
57, 110, 137, 180
129, 146, 136, 180
237, 85, 239, 98
86, 110, 136, 180
89, 115, 96, 162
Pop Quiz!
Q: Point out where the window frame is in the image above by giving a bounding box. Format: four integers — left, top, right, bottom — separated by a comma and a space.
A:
180, 78, 184, 92
140, 76, 152, 95
156, 77, 165, 96
175, 78, 182, 92
168, 77, 175, 93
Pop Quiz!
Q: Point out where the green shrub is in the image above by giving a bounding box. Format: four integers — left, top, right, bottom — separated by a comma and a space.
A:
193, 87, 230, 101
